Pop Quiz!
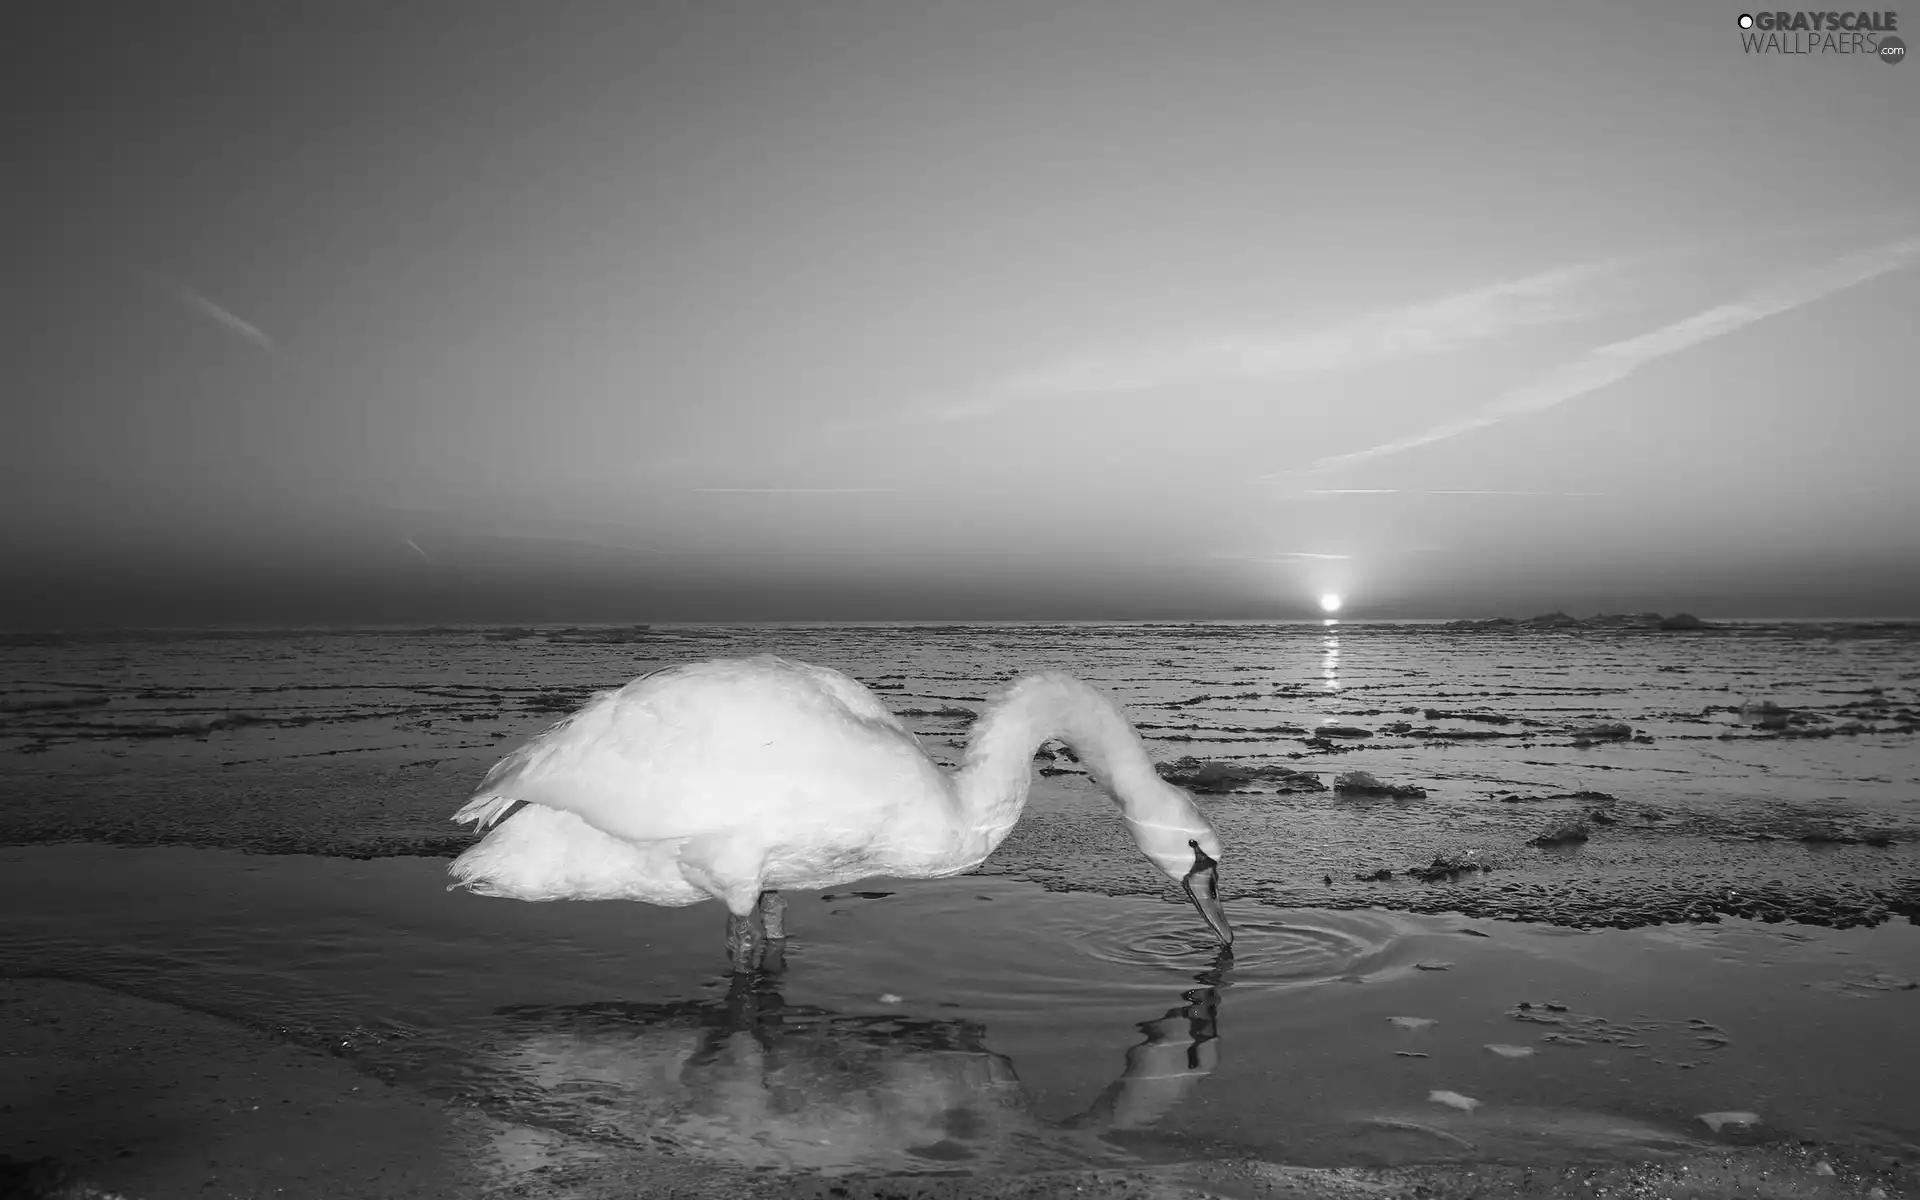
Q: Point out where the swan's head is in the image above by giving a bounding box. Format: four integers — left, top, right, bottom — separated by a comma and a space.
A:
1124, 789, 1232, 947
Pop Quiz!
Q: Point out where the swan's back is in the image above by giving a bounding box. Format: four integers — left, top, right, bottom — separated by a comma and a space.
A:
456, 656, 949, 850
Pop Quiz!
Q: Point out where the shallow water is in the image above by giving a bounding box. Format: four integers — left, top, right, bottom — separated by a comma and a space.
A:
3, 845, 1917, 1179
2, 621, 1918, 1181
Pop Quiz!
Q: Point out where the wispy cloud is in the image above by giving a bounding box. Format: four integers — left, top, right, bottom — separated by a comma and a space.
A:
690, 487, 901, 494
1209, 550, 1353, 564
1288, 235, 1920, 477
142, 270, 273, 351
403, 535, 435, 564
1301, 488, 1606, 497
631, 260, 1628, 482
923, 259, 1624, 423
1428, 489, 1607, 496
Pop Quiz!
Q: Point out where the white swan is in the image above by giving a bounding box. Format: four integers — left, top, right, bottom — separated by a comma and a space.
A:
448, 655, 1231, 971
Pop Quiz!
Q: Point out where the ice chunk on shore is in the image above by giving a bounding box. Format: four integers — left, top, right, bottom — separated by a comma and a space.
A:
1697, 1110, 1760, 1132
1429, 1090, 1481, 1112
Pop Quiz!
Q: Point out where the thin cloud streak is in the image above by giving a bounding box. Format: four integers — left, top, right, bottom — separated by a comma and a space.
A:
1291, 235, 1920, 477
924, 259, 1624, 423
143, 271, 274, 351
1301, 488, 1606, 496
1429, 489, 1606, 496
1209, 551, 1353, 563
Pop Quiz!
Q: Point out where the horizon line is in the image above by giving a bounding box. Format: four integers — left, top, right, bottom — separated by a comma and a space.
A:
6, 612, 1915, 635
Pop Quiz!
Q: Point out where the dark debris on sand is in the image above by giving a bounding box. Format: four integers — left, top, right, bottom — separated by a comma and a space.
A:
1154, 756, 1327, 794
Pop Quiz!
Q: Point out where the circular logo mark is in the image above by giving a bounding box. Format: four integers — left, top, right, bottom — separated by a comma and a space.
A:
1880, 34, 1907, 62
1738, 13, 1754, 28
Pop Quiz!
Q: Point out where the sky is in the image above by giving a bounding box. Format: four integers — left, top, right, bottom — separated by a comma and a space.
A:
8, 0, 1918, 626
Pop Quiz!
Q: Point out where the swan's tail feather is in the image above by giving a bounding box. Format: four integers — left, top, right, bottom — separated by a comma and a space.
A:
445, 803, 696, 904
452, 793, 526, 829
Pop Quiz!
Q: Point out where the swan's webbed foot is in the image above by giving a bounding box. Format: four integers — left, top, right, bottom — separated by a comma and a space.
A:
758, 889, 787, 940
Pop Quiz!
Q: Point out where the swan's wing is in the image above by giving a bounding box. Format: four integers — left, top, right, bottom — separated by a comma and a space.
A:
780, 659, 913, 733
454, 657, 946, 847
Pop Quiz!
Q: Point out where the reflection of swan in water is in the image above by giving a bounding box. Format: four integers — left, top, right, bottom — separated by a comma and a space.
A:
482, 953, 1232, 1174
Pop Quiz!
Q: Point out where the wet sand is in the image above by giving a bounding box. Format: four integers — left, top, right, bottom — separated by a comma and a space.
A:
3, 976, 1913, 1199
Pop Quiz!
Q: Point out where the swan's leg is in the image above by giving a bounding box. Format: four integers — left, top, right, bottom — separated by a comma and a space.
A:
759, 938, 786, 975
758, 889, 787, 940
724, 910, 760, 974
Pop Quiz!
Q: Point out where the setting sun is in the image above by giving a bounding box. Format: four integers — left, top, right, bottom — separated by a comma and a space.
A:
1319, 593, 1343, 613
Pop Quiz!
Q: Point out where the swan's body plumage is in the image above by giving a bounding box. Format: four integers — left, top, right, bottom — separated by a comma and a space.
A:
448, 655, 1230, 964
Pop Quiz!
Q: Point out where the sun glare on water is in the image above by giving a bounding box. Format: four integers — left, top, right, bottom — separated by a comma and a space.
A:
1319, 593, 1343, 613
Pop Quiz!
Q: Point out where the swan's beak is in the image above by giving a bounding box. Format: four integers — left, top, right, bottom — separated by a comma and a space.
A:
1181, 845, 1233, 946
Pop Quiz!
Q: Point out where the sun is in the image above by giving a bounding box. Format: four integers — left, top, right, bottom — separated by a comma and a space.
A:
1319, 593, 1343, 613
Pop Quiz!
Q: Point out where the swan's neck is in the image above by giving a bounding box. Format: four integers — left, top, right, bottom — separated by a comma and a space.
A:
950, 673, 1191, 867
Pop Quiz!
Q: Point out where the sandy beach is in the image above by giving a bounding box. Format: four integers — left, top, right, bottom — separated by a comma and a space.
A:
3, 622, 1917, 1197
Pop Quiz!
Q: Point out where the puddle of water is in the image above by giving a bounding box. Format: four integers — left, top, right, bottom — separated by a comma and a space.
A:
781, 883, 1424, 1015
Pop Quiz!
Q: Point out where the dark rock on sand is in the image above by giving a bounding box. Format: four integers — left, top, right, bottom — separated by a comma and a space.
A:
1153, 756, 1327, 793
1739, 700, 1792, 730
1313, 724, 1374, 738
895, 705, 977, 722
1532, 820, 1592, 847
1570, 722, 1633, 740
1424, 709, 1513, 724
1333, 770, 1429, 799
1408, 854, 1489, 883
